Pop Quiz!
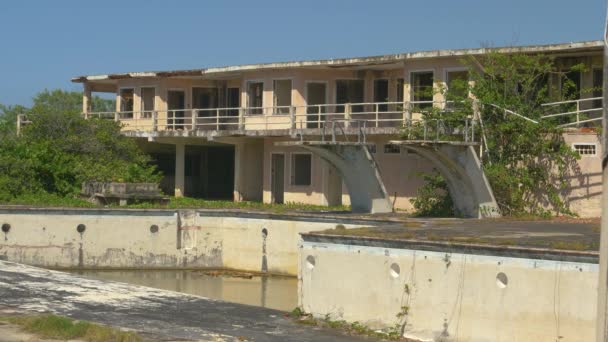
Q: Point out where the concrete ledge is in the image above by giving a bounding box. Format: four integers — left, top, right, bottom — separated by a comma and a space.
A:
301, 232, 599, 263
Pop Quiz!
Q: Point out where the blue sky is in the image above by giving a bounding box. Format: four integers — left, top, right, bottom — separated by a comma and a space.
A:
0, 0, 605, 106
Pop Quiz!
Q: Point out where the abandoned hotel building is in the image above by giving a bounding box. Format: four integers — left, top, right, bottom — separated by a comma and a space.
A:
72, 41, 603, 217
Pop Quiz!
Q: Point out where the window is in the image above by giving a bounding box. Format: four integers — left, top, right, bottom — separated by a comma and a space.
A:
593, 68, 603, 109
192, 87, 219, 117
411, 71, 434, 109
273, 79, 292, 114
119, 89, 134, 118
373, 79, 389, 112
226, 87, 240, 116
573, 143, 596, 156
247, 81, 264, 115
367, 144, 377, 154
336, 79, 365, 113
291, 154, 312, 186
446, 70, 469, 100
561, 70, 581, 100
396, 78, 404, 103
384, 144, 400, 154
140, 87, 155, 118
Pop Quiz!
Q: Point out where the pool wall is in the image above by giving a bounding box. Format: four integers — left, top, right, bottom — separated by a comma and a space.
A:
0, 207, 369, 276
299, 235, 598, 341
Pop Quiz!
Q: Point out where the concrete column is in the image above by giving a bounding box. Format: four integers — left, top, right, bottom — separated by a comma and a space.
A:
83, 84, 92, 116
175, 143, 186, 198
233, 143, 243, 202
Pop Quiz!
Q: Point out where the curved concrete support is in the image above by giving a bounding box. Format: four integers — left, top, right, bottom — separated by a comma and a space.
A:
401, 144, 501, 218
299, 144, 392, 214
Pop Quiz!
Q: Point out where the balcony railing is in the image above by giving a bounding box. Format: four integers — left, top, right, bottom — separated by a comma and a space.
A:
541, 97, 603, 128
83, 101, 468, 132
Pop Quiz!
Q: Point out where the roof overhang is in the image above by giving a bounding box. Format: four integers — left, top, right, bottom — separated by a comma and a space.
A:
72, 40, 603, 84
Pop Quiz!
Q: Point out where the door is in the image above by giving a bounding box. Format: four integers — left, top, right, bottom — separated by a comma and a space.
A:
271, 154, 285, 204
168, 90, 185, 129
306, 83, 326, 128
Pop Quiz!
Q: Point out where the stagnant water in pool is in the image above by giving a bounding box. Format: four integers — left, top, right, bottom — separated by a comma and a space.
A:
70, 270, 297, 312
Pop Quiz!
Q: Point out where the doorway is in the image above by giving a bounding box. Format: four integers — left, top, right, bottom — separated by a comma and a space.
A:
271, 154, 285, 204
306, 82, 327, 128
168, 90, 185, 129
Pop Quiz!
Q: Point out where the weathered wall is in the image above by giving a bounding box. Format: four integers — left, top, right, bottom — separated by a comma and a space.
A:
299, 240, 597, 342
562, 130, 602, 217
0, 208, 367, 275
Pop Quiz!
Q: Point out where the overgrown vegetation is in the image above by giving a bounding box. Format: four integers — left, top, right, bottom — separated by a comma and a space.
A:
3, 193, 350, 213
287, 308, 410, 340
0, 90, 160, 203
0, 314, 142, 342
410, 169, 454, 217
123, 197, 350, 212
409, 51, 590, 217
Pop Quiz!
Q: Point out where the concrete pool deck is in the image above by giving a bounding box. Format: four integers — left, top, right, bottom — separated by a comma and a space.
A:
304, 217, 600, 263
0, 261, 372, 342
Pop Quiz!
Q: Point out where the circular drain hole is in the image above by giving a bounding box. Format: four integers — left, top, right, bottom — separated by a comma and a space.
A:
496, 272, 508, 289
150, 225, 159, 233
390, 263, 400, 278
1, 223, 10, 233
306, 255, 316, 269
76, 224, 86, 233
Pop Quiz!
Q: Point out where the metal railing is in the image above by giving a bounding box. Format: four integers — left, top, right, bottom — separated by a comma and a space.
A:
541, 97, 603, 128
82, 100, 468, 133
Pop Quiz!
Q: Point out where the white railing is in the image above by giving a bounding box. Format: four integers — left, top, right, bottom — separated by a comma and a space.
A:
82, 100, 465, 133
541, 97, 603, 128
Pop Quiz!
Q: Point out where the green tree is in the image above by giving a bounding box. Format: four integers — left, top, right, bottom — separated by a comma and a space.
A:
468, 52, 582, 216
408, 52, 584, 217
0, 90, 158, 203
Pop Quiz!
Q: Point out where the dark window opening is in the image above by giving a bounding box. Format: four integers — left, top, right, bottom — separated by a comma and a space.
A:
561, 70, 581, 100
411, 71, 434, 110
291, 154, 312, 186
336, 79, 365, 113
226, 87, 240, 116
373, 79, 389, 112
273, 79, 292, 114
396, 78, 404, 103
140, 87, 155, 118
120, 89, 134, 118
593, 68, 603, 109
193, 87, 219, 117
248, 82, 264, 115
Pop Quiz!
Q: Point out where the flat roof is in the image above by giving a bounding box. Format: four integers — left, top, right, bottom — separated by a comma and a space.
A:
72, 40, 603, 83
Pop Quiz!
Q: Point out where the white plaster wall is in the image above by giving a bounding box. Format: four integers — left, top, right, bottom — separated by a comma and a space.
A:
0, 209, 364, 275
299, 241, 597, 342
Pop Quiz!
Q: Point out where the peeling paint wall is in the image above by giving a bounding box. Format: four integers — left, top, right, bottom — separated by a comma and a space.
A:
0, 209, 365, 275
299, 241, 597, 342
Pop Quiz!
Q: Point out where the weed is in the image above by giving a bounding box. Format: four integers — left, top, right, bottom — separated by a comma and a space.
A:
0, 314, 142, 342
289, 307, 304, 318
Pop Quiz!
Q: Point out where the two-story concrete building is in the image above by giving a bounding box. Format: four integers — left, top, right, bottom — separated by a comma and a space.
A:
73, 40, 604, 217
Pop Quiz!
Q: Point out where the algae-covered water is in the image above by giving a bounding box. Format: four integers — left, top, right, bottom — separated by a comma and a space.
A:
70, 270, 297, 311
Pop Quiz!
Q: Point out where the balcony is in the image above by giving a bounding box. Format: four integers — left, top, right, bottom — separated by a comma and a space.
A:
83, 101, 462, 136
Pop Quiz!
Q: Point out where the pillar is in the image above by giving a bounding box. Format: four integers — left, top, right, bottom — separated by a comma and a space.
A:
83, 84, 92, 116
175, 143, 185, 198
233, 143, 243, 202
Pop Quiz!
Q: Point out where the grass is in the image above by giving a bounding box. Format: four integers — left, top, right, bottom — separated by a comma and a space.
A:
1, 194, 351, 213
0, 314, 142, 342
5, 193, 95, 208
122, 196, 350, 213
